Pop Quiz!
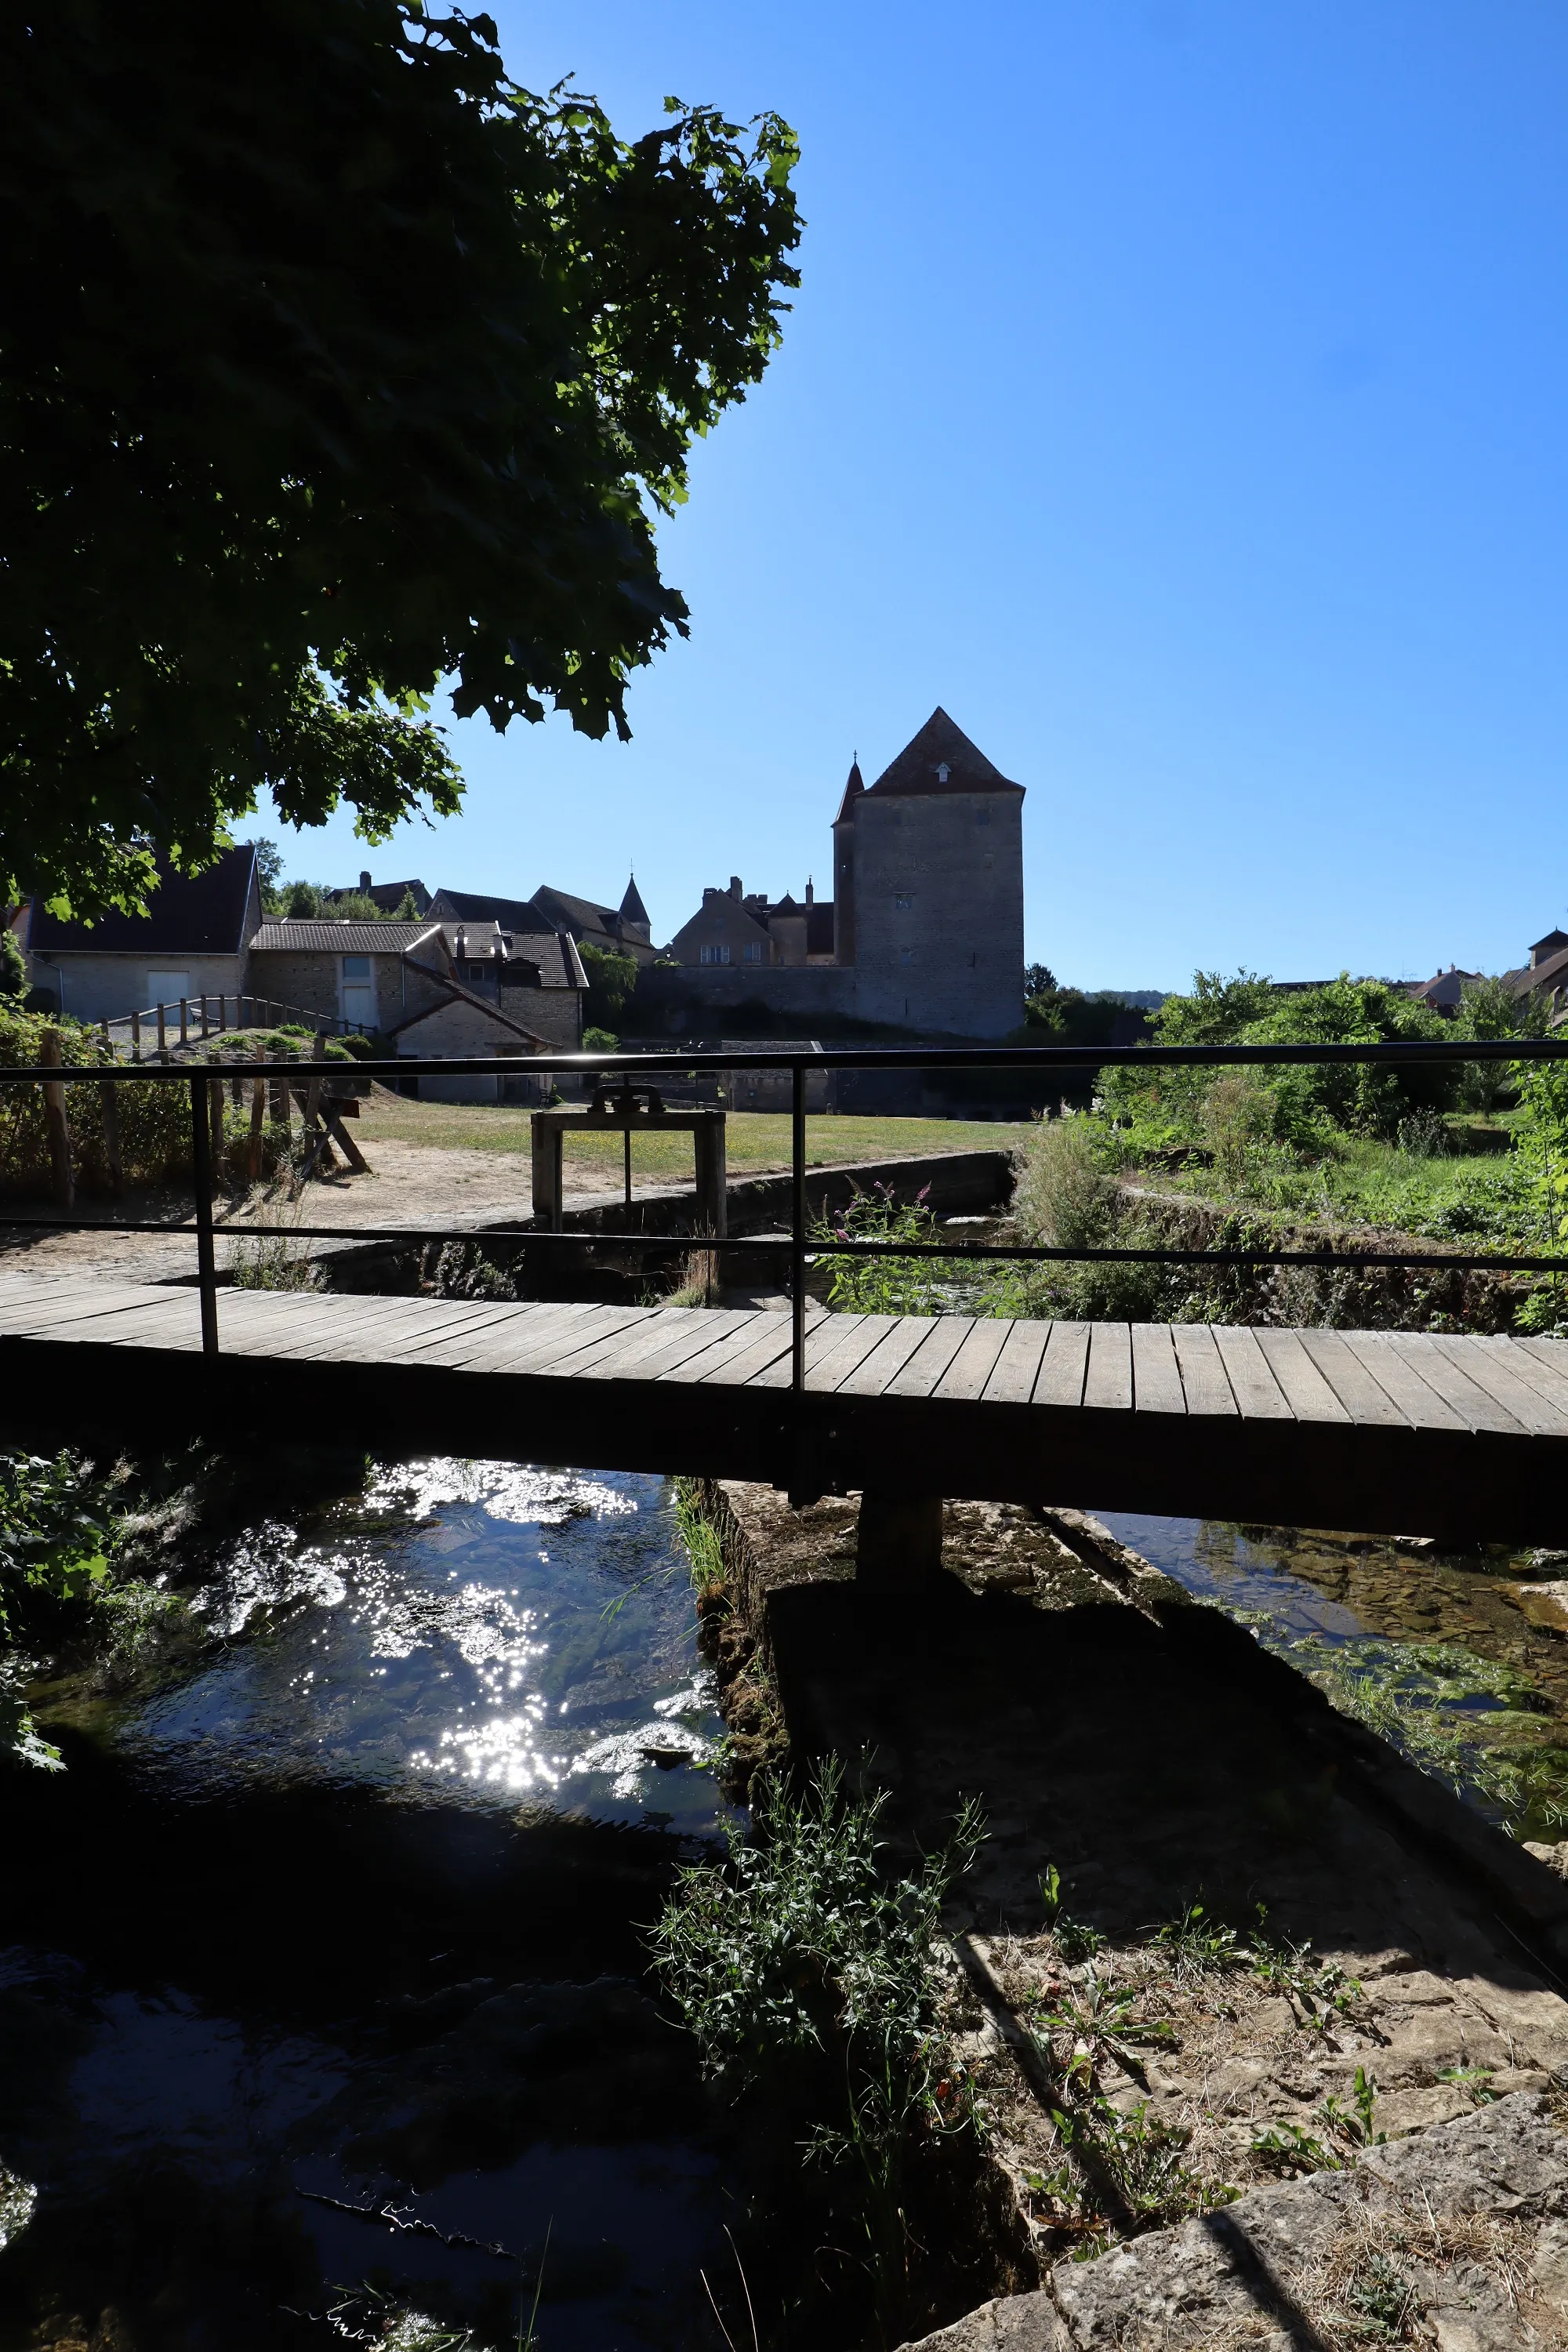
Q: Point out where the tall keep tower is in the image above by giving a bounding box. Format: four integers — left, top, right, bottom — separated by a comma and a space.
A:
833, 709, 1025, 1039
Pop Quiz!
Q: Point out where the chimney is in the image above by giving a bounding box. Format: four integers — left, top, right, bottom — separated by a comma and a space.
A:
805, 877, 815, 906
729, 876, 742, 899
359, 869, 372, 891
454, 926, 466, 961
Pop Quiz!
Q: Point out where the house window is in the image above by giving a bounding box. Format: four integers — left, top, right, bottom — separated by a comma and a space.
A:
894, 893, 914, 912
340, 953, 375, 1032
743, 942, 764, 963
976, 808, 991, 827
464, 961, 489, 982
700, 943, 731, 966
900, 946, 915, 965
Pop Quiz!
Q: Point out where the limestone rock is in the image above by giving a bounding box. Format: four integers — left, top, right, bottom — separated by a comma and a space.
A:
898, 2096, 1568, 2350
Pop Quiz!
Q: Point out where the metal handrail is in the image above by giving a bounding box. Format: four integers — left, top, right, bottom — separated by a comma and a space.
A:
2, 1039, 1566, 1377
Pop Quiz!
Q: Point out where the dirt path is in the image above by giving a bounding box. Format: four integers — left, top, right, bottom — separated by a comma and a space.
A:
0, 1139, 664, 1283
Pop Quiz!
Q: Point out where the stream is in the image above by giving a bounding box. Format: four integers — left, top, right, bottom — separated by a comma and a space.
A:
5, 1455, 1568, 2349
0, 1459, 732, 2352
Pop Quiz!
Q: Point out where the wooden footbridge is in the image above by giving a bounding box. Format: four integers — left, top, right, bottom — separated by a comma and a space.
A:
5, 1269, 1568, 1548
7, 1040, 1568, 1556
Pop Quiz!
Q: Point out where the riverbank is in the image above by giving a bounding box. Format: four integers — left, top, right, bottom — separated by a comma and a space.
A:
686, 1480, 1568, 2347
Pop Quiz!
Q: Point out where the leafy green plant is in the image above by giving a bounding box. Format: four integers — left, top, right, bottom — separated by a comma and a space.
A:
1437, 2064, 1497, 2106
1029, 1965, 1176, 2094
1050, 2096, 1222, 2227
812, 1180, 943, 1316
650, 1759, 984, 2327
1252, 2067, 1382, 2174
1039, 1864, 1106, 1961
1152, 1900, 1250, 1984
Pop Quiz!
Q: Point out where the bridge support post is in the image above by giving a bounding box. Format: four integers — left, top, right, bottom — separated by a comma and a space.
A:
856, 1488, 943, 1588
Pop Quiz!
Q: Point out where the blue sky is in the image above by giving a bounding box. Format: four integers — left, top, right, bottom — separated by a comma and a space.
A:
260, 2, 1568, 992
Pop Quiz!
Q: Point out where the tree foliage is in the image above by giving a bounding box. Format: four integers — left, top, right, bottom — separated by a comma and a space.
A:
578, 940, 639, 1030
1, 2, 801, 917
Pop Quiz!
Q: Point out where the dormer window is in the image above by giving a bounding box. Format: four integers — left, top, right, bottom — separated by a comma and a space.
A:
935, 761, 951, 783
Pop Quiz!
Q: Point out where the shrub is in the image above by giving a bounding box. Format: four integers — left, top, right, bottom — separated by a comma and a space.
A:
0, 1007, 189, 1195
812, 1180, 942, 1314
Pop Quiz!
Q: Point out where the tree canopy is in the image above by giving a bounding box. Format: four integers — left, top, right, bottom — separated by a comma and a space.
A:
1, 2, 801, 917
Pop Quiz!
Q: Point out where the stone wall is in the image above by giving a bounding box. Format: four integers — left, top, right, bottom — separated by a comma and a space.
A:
850, 792, 1025, 1040
31, 952, 248, 1024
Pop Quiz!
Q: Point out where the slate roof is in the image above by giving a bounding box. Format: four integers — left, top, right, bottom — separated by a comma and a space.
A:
250, 920, 441, 953
497, 932, 589, 990
619, 875, 651, 927
426, 888, 548, 932
1506, 946, 1568, 998
328, 877, 430, 914
32, 845, 257, 954
834, 760, 866, 825
865, 709, 1023, 798
530, 883, 626, 937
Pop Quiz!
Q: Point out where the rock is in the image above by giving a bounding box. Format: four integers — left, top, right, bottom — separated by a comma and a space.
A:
895, 2295, 1072, 2350
899, 2096, 1568, 2350
1374, 2082, 1480, 2137
1530, 2213, 1568, 2310
1526, 1840, 1568, 1879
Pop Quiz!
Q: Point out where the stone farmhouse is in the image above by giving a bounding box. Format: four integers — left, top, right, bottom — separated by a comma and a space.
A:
21, 848, 590, 1100
647, 709, 1026, 1040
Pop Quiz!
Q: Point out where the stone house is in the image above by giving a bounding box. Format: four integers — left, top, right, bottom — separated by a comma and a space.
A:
1504, 931, 1568, 1022
25, 846, 263, 1022
648, 709, 1026, 1040
430, 877, 658, 968
246, 915, 587, 1099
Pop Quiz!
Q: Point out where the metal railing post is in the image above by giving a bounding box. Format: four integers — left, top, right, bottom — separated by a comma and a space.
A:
792, 1061, 806, 1396
190, 1071, 220, 1355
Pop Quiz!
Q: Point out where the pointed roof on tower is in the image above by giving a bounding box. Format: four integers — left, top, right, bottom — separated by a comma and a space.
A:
619, 873, 650, 927
834, 757, 866, 824
866, 708, 1022, 797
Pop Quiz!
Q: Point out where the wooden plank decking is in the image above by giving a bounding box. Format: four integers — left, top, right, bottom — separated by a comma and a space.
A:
3, 1272, 1567, 1544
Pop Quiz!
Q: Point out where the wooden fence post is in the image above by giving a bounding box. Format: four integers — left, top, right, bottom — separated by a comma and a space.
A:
179, 998, 189, 1047
200, 994, 210, 1040
39, 1028, 74, 1209
249, 1042, 267, 1181
130, 1009, 142, 1063
98, 1022, 123, 1197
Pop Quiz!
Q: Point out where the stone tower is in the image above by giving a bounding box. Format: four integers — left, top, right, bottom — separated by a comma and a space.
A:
833, 709, 1025, 1039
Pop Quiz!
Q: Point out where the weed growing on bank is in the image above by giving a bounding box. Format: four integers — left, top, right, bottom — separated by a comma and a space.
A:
649, 1757, 985, 2334
673, 1477, 726, 1597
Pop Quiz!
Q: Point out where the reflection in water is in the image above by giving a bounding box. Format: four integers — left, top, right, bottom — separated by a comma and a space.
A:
0, 1460, 735, 2351
136, 1457, 724, 1829
1102, 1512, 1568, 1838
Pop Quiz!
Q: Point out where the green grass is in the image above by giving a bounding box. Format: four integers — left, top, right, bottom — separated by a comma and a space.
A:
1145, 1131, 1523, 1243
354, 1101, 1029, 1179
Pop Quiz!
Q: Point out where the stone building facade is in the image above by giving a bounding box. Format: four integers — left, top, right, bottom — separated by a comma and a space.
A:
26, 846, 263, 1022
653, 710, 1025, 1040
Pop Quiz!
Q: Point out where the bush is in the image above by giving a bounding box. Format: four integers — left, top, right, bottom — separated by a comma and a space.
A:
0, 927, 24, 1000
812, 1180, 942, 1314
0, 1007, 189, 1195
582, 1025, 619, 1052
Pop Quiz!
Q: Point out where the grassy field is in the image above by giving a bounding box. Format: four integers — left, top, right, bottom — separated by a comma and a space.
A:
354, 1099, 1029, 1182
